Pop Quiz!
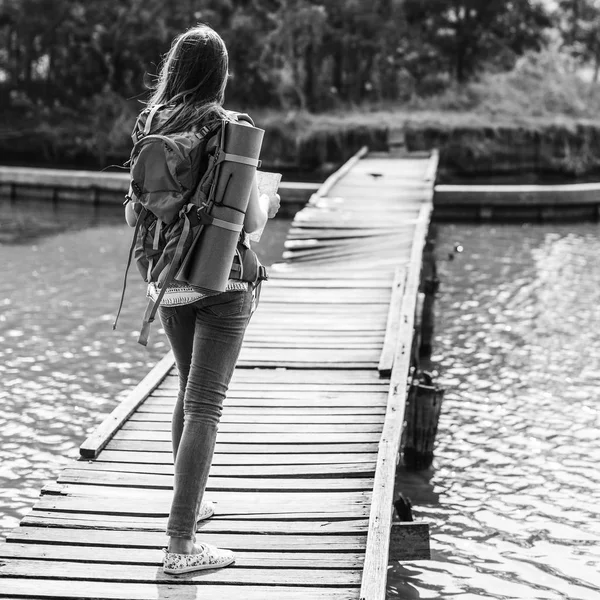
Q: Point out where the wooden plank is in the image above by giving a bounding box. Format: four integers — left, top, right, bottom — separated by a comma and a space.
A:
378, 267, 407, 376
40, 484, 371, 505
111, 430, 383, 444
282, 242, 411, 263
228, 369, 384, 383
247, 313, 388, 321
286, 229, 404, 241
243, 334, 385, 342
73, 459, 377, 478
22, 512, 370, 534
56, 469, 375, 492
34, 493, 372, 516
178, 382, 390, 391
241, 324, 387, 333
237, 358, 379, 369
0, 560, 363, 587
0, 580, 360, 600
120, 421, 384, 433
27, 507, 368, 523
259, 288, 391, 303
99, 445, 379, 458
249, 300, 391, 310
145, 393, 387, 403
283, 236, 411, 254
279, 254, 405, 268
259, 277, 394, 287
229, 367, 387, 377
79, 352, 174, 459
247, 314, 385, 323
136, 405, 387, 416
242, 341, 383, 350
92, 444, 377, 468
7, 528, 368, 551
143, 394, 388, 405
29, 497, 370, 520
145, 397, 387, 408
0, 543, 365, 568
360, 203, 433, 600
268, 265, 397, 278
170, 393, 389, 409
105, 440, 379, 453
163, 386, 389, 394
130, 412, 385, 423
192, 382, 389, 391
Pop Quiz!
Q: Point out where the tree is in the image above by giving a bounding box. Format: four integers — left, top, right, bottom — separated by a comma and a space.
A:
403, 0, 552, 83
558, 0, 600, 80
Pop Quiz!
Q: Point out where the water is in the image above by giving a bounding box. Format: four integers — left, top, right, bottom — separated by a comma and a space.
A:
439, 172, 600, 185
2, 203, 600, 599
0, 198, 292, 541
388, 223, 600, 599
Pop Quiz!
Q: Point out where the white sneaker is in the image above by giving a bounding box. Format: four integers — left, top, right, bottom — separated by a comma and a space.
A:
197, 500, 215, 523
163, 542, 235, 574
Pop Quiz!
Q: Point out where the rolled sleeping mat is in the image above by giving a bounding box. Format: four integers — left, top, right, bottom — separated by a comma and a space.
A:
176, 120, 264, 292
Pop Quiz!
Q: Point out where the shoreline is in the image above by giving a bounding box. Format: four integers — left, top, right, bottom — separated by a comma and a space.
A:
4, 109, 600, 186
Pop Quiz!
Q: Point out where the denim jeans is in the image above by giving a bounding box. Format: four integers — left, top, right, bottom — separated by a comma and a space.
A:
159, 289, 253, 539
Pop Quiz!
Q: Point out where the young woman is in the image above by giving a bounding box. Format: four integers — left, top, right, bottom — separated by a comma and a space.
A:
125, 24, 278, 575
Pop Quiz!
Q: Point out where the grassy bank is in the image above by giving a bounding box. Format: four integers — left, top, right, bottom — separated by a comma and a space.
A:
3, 49, 600, 180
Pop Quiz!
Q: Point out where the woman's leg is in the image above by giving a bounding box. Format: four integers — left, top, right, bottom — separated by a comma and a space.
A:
166, 290, 252, 550
159, 304, 195, 461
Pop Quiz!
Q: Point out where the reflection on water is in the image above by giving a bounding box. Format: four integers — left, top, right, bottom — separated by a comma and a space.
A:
0, 197, 126, 244
0, 198, 291, 540
388, 223, 600, 599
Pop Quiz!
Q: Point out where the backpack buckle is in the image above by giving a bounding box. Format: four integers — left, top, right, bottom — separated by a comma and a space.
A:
197, 207, 213, 226
258, 265, 269, 281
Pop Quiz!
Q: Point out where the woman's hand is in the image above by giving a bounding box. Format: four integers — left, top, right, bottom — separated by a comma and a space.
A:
267, 193, 281, 219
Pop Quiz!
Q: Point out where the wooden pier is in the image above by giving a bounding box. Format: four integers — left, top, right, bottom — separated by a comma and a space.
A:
0, 166, 319, 215
434, 181, 600, 221
0, 147, 438, 599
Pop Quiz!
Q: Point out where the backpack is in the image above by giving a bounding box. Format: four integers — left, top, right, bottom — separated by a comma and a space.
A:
114, 104, 267, 346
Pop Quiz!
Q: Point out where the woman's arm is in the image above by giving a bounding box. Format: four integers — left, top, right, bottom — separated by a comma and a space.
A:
243, 175, 269, 233
125, 200, 140, 227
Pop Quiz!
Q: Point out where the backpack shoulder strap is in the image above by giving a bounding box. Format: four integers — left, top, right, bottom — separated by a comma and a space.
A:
143, 104, 165, 135
113, 208, 147, 330
132, 104, 165, 143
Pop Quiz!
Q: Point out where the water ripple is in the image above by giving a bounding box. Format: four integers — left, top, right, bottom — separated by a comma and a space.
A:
388, 223, 600, 600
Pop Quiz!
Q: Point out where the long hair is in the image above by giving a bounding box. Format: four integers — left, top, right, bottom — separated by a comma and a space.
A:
146, 24, 229, 134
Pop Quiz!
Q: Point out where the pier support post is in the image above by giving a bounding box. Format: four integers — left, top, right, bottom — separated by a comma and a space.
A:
420, 277, 438, 359
388, 522, 431, 561
419, 231, 439, 359
402, 372, 444, 470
